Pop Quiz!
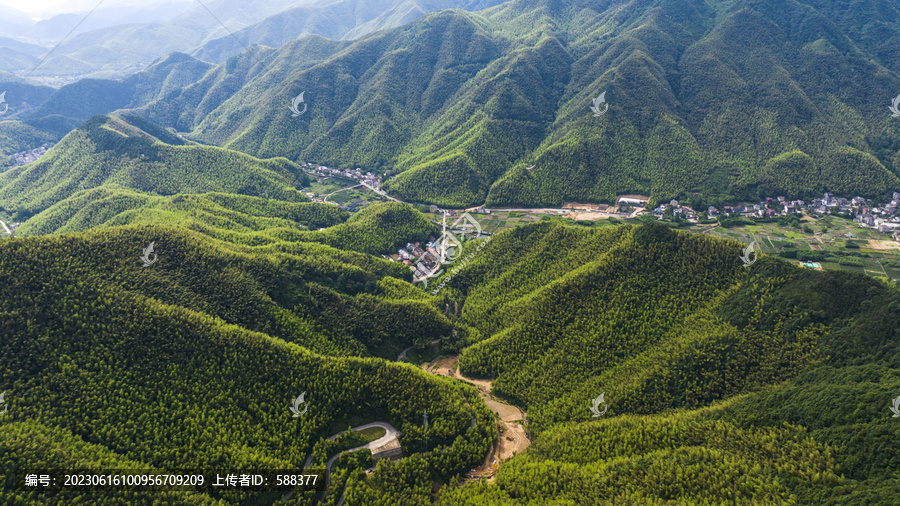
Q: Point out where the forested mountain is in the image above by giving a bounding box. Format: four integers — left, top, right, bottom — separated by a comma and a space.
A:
15, 0, 900, 208
0, 55, 213, 161
0, 113, 309, 217
0, 223, 494, 504
445, 222, 895, 428
25, 53, 215, 124
192, 0, 506, 63
132, 0, 900, 207
3, 1, 900, 504
4, 210, 899, 503
0, 38, 44, 73
404, 220, 900, 503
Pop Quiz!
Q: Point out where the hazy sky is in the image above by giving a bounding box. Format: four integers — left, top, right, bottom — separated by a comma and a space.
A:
0, 0, 191, 15
0, 0, 84, 14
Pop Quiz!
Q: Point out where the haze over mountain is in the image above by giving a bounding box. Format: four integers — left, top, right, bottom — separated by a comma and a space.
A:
0, 0, 507, 78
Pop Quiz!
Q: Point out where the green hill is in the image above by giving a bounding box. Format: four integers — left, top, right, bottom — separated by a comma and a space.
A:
117, 0, 900, 207
333, 219, 900, 504
3, 211, 899, 503
3, 1, 900, 504
19, 1, 900, 206
0, 222, 495, 503
0, 113, 310, 217
16, 186, 347, 239
26, 52, 214, 124
441, 222, 897, 431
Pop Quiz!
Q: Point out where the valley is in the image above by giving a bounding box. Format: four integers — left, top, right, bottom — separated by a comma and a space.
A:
1, 0, 900, 504
422, 355, 530, 480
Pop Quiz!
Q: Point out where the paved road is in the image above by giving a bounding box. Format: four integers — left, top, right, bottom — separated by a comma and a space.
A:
360, 182, 401, 203
0, 220, 10, 235
302, 421, 400, 504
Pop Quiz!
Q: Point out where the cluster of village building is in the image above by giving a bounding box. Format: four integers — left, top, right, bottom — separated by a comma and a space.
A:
639, 191, 900, 241
9, 143, 52, 167
300, 162, 382, 189
850, 192, 900, 240
388, 237, 442, 282
651, 200, 697, 220
702, 192, 900, 240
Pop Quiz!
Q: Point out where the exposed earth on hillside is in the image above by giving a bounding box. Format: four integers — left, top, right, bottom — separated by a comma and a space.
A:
423, 355, 530, 481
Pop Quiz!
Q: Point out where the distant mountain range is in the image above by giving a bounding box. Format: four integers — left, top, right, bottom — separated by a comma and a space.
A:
0, 0, 506, 78
2, 0, 900, 211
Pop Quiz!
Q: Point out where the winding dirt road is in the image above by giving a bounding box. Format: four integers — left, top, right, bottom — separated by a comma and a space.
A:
421, 356, 530, 480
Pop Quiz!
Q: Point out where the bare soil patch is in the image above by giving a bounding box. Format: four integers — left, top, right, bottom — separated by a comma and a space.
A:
867, 239, 900, 250
421, 355, 530, 481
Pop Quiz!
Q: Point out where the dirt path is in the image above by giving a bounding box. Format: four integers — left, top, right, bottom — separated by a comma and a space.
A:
322, 184, 363, 202
422, 356, 530, 480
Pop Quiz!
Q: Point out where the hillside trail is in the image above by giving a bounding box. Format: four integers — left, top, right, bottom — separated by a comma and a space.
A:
422, 355, 530, 481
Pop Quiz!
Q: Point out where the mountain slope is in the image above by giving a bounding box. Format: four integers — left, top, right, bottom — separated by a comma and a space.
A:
133, 0, 900, 207
0, 224, 495, 504
25, 52, 215, 124
192, 0, 506, 63
430, 221, 898, 433
375, 219, 899, 504
0, 113, 309, 216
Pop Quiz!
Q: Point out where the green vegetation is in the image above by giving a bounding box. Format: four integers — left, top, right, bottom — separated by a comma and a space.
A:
3, 203, 900, 504
0, 113, 310, 217
415, 220, 900, 504
358, 426, 387, 442
3, 0, 900, 503
119, 0, 900, 208
438, 412, 841, 505
299, 202, 439, 255
0, 221, 495, 504
17, 187, 348, 239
